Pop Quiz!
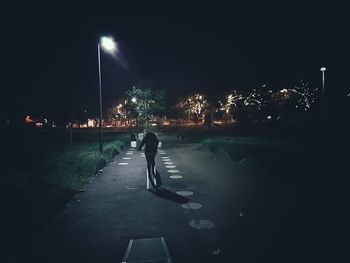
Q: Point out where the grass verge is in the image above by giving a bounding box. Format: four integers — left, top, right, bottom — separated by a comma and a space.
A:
182, 134, 306, 179
4, 131, 129, 233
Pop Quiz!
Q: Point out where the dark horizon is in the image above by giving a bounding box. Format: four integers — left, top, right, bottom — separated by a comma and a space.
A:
2, 1, 349, 122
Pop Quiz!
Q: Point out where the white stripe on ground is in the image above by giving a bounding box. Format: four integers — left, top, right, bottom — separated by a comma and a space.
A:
167, 170, 180, 173
165, 165, 176, 168
118, 163, 128, 165
189, 220, 214, 229
123, 157, 131, 160
181, 202, 202, 210
176, 191, 194, 196
125, 186, 137, 190
164, 162, 174, 165
169, 175, 183, 179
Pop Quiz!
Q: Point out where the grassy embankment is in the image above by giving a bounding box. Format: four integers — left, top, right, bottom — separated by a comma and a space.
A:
2, 128, 130, 256
13, 131, 129, 193
3, 129, 129, 228
164, 124, 316, 181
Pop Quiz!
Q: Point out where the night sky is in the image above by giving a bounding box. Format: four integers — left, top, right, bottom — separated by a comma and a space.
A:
2, 1, 349, 123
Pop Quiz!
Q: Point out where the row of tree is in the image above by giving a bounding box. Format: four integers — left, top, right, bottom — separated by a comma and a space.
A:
102, 80, 319, 126
173, 81, 319, 123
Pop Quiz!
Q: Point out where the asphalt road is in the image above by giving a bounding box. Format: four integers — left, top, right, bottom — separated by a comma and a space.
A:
10, 133, 334, 263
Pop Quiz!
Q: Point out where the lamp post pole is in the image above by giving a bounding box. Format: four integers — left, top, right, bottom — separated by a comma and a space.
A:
144, 87, 147, 133
97, 43, 103, 153
321, 67, 326, 96
96, 36, 117, 153
320, 67, 326, 122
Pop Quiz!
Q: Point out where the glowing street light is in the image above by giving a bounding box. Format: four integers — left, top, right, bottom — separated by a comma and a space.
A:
100, 37, 118, 53
97, 36, 118, 153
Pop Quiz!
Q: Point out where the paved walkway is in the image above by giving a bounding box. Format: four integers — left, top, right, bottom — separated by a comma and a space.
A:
28, 133, 300, 263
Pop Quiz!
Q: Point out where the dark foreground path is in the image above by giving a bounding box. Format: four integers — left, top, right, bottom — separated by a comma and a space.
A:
9, 133, 333, 263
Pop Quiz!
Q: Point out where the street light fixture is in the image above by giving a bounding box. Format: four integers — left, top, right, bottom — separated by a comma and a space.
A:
97, 36, 117, 153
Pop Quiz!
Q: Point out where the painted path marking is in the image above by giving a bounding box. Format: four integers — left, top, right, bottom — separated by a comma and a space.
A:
176, 191, 194, 196
189, 220, 214, 229
182, 202, 202, 210
167, 170, 180, 173
169, 175, 183, 179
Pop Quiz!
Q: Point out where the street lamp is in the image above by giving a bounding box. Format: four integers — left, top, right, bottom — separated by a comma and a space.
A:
97, 36, 117, 153
131, 97, 139, 140
320, 67, 327, 121
320, 67, 326, 96
144, 86, 147, 133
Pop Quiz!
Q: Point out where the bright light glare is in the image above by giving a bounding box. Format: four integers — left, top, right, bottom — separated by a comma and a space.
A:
320, 67, 326, 71
132, 97, 137, 103
100, 36, 117, 53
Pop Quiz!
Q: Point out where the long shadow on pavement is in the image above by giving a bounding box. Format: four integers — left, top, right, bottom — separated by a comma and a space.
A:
148, 187, 190, 204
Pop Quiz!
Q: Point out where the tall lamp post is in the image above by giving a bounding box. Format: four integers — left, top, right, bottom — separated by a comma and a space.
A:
97, 36, 117, 153
144, 86, 147, 133
320, 67, 326, 96
131, 97, 138, 140
320, 67, 327, 121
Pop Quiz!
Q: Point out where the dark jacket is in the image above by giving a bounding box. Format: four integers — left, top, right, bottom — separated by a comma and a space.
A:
138, 132, 159, 154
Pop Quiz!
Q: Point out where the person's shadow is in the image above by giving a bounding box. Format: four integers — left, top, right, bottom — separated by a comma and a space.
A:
148, 187, 190, 204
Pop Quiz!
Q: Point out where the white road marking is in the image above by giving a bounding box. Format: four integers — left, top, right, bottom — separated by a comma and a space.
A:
189, 220, 214, 229
118, 163, 128, 165
182, 202, 202, 210
161, 156, 170, 159
164, 162, 174, 165
126, 186, 137, 190
167, 170, 180, 173
126, 152, 134, 155
169, 175, 183, 179
176, 191, 194, 196
165, 165, 176, 168
123, 157, 131, 160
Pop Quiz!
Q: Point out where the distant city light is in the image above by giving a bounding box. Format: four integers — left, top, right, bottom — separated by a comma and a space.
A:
25, 115, 34, 124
